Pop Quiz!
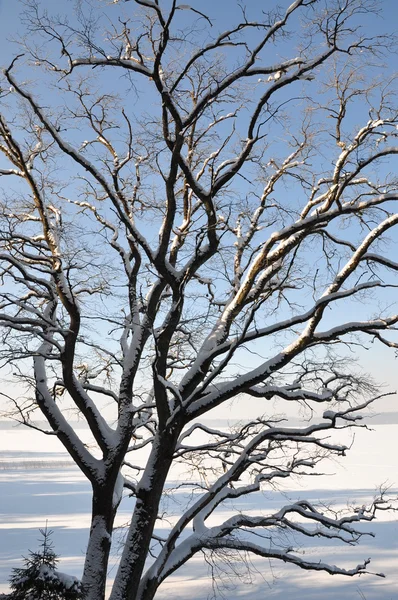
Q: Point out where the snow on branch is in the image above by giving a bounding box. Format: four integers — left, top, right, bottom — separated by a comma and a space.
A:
1, 1, 398, 598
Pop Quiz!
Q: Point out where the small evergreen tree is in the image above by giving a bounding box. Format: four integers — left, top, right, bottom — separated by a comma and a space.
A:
9, 527, 85, 600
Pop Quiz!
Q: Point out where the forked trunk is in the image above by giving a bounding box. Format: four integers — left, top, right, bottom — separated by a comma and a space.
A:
110, 430, 178, 600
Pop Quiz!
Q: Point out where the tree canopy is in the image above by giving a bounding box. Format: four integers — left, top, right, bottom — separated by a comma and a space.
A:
0, 1, 397, 599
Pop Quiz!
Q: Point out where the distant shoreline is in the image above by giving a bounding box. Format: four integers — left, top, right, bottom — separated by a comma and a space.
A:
1, 413, 398, 429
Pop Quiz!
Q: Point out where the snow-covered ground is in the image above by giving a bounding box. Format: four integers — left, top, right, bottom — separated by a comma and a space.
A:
0, 423, 397, 599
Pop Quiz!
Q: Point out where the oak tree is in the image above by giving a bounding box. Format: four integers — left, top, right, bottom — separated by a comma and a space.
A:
1, 1, 397, 598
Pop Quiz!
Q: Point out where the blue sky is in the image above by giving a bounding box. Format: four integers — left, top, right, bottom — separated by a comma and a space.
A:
0, 0, 396, 65
0, 0, 398, 415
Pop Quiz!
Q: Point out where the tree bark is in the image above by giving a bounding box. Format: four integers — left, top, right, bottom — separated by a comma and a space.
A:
82, 488, 117, 600
110, 429, 179, 600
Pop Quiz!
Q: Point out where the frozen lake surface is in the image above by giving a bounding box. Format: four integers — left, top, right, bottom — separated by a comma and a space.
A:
0, 424, 397, 599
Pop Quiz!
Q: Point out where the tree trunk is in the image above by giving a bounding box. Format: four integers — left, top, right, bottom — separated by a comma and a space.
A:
136, 572, 162, 600
82, 489, 116, 600
110, 430, 178, 600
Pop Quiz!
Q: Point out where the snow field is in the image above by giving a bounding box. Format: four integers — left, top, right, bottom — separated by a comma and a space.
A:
0, 424, 397, 599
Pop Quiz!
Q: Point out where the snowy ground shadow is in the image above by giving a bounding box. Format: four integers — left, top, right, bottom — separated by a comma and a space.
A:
1, 461, 397, 598
155, 526, 398, 600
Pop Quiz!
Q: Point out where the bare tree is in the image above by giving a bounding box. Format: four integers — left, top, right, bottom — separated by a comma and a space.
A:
0, 1, 398, 599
